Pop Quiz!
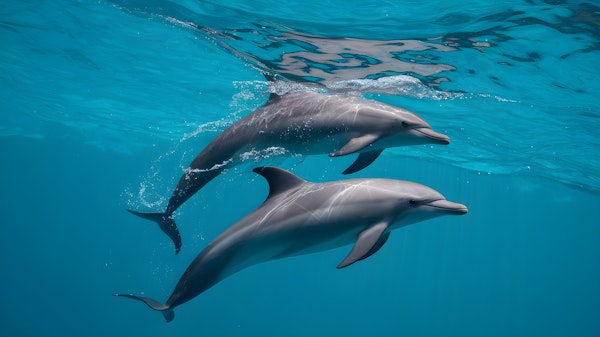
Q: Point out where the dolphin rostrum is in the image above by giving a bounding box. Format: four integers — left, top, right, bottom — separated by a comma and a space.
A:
116, 166, 467, 322
129, 90, 451, 253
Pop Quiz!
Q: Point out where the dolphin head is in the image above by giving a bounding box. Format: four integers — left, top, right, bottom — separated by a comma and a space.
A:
387, 180, 467, 229
382, 107, 450, 146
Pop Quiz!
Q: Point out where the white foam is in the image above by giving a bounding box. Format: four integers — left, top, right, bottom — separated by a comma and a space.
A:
179, 119, 232, 142
326, 75, 456, 100
137, 181, 166, 209
239, 146, 290, 162
185, 159, 234, 173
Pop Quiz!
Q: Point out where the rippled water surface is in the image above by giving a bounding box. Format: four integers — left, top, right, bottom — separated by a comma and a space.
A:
1, 1, 599, 336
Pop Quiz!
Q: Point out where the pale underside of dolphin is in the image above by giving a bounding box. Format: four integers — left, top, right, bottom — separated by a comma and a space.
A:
116, 166, 468, 322
128, 90, 451, 253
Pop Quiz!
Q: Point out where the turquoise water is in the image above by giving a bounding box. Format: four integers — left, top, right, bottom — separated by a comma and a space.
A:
1, 0, 599, 336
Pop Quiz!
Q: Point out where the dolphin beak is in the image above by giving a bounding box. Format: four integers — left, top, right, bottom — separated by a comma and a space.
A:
426, 199, 468, 215
413, 128, 450, 145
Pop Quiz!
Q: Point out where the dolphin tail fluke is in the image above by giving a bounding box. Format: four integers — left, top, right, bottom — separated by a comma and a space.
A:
127, 210, 182, 254
113, 294, 175, 323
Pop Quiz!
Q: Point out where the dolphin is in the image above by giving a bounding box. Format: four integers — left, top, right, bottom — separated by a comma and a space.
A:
129, 90, 450, 253
115, 166, 467, 322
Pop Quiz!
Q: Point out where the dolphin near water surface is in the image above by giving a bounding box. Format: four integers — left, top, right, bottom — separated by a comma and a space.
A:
116, 166, 467, 322
129, 90, 451, 253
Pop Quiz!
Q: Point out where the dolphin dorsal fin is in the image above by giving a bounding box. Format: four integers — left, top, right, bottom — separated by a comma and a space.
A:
267, 91, 282, 104
263, 72, 281, 104
253, 166, 306, 199
263, 72, 278, 83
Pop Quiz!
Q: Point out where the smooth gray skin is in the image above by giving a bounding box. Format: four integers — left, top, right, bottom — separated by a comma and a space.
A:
115, 166, 467, 322
128, 90, 451, 254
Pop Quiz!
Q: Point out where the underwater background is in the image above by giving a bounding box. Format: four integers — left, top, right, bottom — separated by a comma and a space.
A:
1, 0, 599, 336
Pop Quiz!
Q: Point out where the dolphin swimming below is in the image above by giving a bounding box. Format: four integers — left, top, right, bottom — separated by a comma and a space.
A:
116, 166, 467, 322
129, 90, 451, 253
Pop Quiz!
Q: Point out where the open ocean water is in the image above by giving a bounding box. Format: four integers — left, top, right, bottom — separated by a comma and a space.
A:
1, 0, 599, 336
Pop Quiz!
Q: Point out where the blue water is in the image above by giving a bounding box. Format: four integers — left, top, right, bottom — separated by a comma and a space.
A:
1, 0, 599, 336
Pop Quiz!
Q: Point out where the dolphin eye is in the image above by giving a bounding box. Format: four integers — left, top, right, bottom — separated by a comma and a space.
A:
401, 121, 409, 127
409, 199, 417, 206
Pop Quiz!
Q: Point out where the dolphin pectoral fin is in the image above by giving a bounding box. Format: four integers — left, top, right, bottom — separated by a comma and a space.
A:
127, 210, 182, 254
342, 149, 384, 175
337, 221, 390, 269
113, 294, 175, 323
358, 231, 390, 262
330, 134, 380, 157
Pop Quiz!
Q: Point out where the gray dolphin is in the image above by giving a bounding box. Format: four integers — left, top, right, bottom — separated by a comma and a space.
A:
116, 166, 467, 322
129, 90, 450, 253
